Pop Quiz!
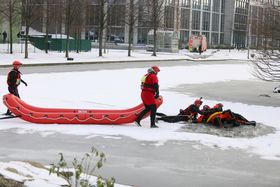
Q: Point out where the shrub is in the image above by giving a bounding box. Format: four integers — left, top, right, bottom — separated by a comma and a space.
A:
49, 146, 114, 187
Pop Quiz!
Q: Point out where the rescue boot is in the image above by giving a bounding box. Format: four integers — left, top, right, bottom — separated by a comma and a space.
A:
135, 120, 142, 127
5, 109, 12, 116
249, 121, 256, 127
150, 124, 158, 128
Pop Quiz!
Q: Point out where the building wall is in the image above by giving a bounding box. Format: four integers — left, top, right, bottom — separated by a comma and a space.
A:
179, 0, 225, 47
223, 0, 235, 46
19, 0, 279, 47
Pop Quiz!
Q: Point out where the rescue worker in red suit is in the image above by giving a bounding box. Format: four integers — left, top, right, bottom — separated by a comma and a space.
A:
5, 60, 27, 115
156, 98, 206, 123
198, 103, 256, 127
135, 66, 160, 128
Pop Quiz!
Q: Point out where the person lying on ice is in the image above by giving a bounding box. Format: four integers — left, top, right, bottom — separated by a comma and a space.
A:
197, 103, 256, 128
156, 98, 214, 123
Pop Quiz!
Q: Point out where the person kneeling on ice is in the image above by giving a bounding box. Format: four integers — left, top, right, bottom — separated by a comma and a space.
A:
197, 103, 256, 128
156, 98, 207, 123
135, 66, 160, 128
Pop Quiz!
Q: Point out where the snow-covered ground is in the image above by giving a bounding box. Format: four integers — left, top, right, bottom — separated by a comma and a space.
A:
0, 44, 279, 186
0, 43, 249, 66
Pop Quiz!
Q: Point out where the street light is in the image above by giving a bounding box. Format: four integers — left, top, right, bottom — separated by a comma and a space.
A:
247, 0, 251, 59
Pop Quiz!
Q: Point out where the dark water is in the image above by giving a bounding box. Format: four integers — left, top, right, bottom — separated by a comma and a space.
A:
179, 122, 276, 138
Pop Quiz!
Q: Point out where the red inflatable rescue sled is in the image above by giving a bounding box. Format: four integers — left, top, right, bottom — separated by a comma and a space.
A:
3, 94, 163, 125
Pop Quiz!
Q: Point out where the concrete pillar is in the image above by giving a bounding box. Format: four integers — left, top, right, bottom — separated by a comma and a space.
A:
209, 0, 213, 44
199, 2, 203, 35
218, 0, 222, 45
189, 0, 193, 36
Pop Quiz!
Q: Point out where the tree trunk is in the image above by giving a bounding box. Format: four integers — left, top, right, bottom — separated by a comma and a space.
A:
24, 26, 29, 58
152, 28, 157, 56
44, 1, 49, 54
66, 33, 69, 58
98, 0, 104, 57
128, 26, 133, 57
99, 29, 103, 56
9, 1, 13, 54
65, 2, 71, 58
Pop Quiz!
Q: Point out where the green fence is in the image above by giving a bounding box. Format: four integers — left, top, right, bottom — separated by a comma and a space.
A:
29, 36, 91, 52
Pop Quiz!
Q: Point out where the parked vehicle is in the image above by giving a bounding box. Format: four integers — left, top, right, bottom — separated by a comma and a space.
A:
188, 35, 207, 53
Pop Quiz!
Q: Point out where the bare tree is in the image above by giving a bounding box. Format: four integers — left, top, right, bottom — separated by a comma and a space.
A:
146, 0, 164, 56
64, 0, 74, 58
72, 0, 86, 53
124, 0, 139, 57
97, 0, 106, 57
43, 0, 50, 53
22, 0, 42, 59
252, 4, 280, 81
252, 50, 280, 81
0, 0, 21, 54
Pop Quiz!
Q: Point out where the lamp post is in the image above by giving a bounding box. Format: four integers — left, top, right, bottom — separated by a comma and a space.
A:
247, 0, 251, 59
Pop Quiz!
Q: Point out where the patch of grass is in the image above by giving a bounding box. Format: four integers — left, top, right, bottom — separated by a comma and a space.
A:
6, 168, 19, 174
0, 175, 24, 187
23, 160, 46, 169
6, 166, 32, 178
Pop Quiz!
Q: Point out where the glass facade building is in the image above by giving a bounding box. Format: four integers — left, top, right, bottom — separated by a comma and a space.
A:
25, 0, 280, 48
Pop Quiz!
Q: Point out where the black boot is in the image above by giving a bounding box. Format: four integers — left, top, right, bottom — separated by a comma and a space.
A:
135, 120, 142, 127
135, 109, 148, 127
249, 121, 256, 126
5, 109, 12, 116
151, 124, 158, 128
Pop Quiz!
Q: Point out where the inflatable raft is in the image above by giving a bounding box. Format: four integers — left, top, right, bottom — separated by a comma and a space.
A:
3, 94, 163, 125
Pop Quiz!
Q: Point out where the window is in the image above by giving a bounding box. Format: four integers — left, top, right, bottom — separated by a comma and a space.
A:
192, 10, 201, 30
211, 33, 219, 45
212, 13, 219, 31
180, 8, 190, 29
213, 0, 220, 12
220, 15, 225, 32
164, 6, 175, 29
180, 0, 190, 7
137, 28, 149, 44
180, 30, 190, 42
202, 12, 210, 31
192, 0, 201, 9
221, 0, 225, 13
202, 0, 210, 10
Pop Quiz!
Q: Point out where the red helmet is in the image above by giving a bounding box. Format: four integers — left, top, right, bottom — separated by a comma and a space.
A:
151, 66, 160, 73
194, 98, 203, 105
12, 60, 22, 67
213, 103, 223, 108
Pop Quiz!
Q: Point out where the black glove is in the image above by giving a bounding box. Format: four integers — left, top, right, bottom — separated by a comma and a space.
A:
179, 109, 184, 114
155, 93, 159, 99
21, 80, 27, 86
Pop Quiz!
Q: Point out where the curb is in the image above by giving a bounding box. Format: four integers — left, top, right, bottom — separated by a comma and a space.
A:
0, 58, 188, 68
0, 58, 248, 68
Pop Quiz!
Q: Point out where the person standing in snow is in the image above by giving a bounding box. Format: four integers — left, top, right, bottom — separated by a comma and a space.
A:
5, 60, 27, 115
135, 66, 160, 128
2, 31, 7, 43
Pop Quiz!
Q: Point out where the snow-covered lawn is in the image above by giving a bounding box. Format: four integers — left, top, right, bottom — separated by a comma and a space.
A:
0, 43, 249, 66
